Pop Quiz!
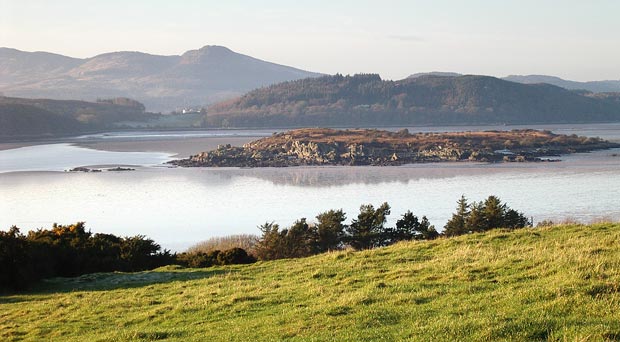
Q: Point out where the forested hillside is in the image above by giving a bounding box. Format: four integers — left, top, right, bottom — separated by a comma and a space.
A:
0, 96, 154, 139
207, 74, 620, 127
0, 103, 84, 137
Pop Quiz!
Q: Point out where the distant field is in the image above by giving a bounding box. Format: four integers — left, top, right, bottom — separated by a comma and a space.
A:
2, 223, 620, 341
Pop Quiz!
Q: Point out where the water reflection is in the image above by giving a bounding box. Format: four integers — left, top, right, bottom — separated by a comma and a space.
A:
1, 123, 620, 251
2, 152, 620, 252
203, 147, 620, 187
205, 164, 494, 187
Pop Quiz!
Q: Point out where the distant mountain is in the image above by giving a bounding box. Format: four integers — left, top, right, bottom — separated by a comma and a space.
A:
409, 73, 620, 94
207, 74, 620, 127
0, 46, 322, 112
503, 75, 620, 93
0, 96, 155, 140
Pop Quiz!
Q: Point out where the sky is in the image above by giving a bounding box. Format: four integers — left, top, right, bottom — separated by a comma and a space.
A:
1, 0, 619, 81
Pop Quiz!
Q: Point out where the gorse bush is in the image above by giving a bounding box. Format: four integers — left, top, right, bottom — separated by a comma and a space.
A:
0, 222, 174, 291
176, 248, 256, 268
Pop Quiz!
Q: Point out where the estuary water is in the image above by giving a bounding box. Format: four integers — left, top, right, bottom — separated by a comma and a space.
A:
1, 124, 619, 251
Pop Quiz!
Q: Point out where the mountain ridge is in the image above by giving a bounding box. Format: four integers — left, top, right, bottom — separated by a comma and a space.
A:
0, 46, 322, 112
503, 74, 620, 93
408, 72, 620, 93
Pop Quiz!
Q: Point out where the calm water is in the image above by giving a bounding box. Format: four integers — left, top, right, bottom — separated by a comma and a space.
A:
1, 124, 619, 251
0, 143, 173, 173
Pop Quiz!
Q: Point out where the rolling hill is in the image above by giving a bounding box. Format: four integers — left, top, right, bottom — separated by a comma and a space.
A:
207, 74, 620, 127
1, 223, 619, 341
0, 46, 322, 112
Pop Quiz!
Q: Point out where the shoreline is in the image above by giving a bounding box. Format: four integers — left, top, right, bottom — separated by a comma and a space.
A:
172, 128, 620, 168
2, 121, 620, 148
2, 123, 619, 166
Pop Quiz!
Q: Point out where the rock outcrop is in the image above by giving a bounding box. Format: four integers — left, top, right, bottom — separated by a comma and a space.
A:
170, 128, 620, 168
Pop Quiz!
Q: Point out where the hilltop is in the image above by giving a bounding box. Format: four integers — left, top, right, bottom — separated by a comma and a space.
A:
207, 74, 620, 127
0, 46, 321, 112
1, 223, 619, 341
171, 127, 618, 167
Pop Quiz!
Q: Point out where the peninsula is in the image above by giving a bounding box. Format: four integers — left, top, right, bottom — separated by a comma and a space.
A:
170, 128, 619, 167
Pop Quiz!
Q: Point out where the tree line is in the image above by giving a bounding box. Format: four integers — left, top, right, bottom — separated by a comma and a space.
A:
253, 195, 530, 260
1, 195, 530, 292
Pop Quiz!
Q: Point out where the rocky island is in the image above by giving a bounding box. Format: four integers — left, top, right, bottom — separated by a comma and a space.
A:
170, 128, 620, 167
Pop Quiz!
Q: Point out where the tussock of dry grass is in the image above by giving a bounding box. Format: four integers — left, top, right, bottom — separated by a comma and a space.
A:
186, 234, 259, 254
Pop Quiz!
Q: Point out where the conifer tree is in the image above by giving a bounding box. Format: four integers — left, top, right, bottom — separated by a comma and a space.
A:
444, 195, 470, 236
346, 202, 391, 249
467, 201, 487, 232
315, 209, 347, 252
483, 195, 506, 230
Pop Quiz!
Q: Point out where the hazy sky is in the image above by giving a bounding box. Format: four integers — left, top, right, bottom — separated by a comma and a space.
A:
1, 0, 619, 81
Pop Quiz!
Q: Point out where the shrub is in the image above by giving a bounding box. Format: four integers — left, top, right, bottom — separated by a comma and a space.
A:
0, 227, 35, 291
176, 248, 256, 268
217, 248, 256, 265
0, 223, 174, 292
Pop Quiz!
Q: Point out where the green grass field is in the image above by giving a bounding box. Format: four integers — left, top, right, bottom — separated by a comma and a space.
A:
2, 223, 620, 341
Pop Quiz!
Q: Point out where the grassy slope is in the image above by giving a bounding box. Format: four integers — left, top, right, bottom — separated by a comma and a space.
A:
2, 223, 620, 341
